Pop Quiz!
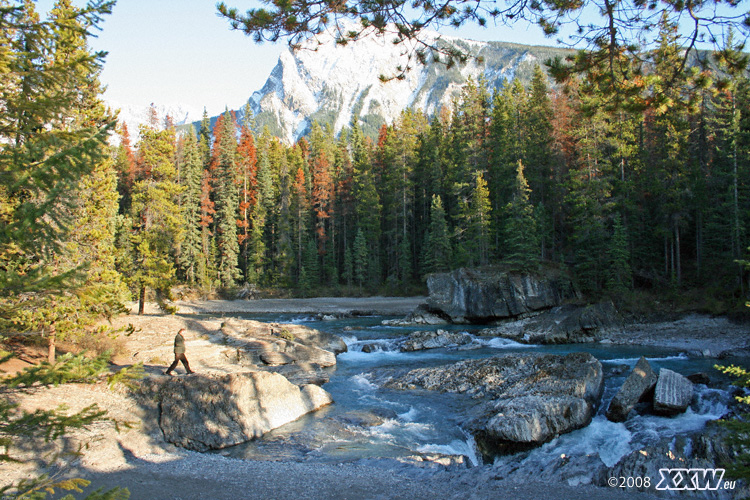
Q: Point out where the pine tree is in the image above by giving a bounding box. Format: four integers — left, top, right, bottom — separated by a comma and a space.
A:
177, 129, 203, 284
126, 120, 184, 314
273, 139, 294, 285
639, 15, 696, 286
301, 238, 319, 293
414, 115, 448, 270
237, 123, 258, 281
353, 227, 368, 292
198, 108, 212, 166
0, 6, 131, 496
699, 36, 750, 290
291, 164, 310, 286
523, 65, 555, 259
565, 105, 614, 293
0, 0, 119, 361
249, 128, 275, 283
198, 167, 217, 291
607, 213, 632, 294
450, 77, 490, 190
379, 111, 425, 283
309, 123, 334, 280
422, 195, 452, 275
351, 123, 381, 285
114, 123, 138, 213
212, 112, 241, 287
470, 171, 492, 266
66, 152, 130, 320
333, 131, 355, 285
398, 234, 412, 283
48, 0, 129, 323
503, 161, 540, 271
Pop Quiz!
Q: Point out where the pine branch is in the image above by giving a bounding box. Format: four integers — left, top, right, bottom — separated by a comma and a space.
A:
4, 351, 112, 388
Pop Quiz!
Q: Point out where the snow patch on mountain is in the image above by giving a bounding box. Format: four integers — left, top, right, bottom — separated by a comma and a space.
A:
110, 101, 203, 140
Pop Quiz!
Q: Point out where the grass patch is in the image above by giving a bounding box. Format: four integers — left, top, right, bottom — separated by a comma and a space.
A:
279, 329, 295, 342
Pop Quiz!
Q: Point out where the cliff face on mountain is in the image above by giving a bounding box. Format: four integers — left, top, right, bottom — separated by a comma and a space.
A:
223, 25, 570, 142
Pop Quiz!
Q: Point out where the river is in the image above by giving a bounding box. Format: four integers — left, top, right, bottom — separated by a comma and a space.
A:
211, 314, 740, 473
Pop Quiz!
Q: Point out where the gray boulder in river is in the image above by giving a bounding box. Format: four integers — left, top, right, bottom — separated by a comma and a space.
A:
381, 304, 448, 326
425, 267, 578, 323
398, 329, 474, 351
386, 352, 604, 456
155, 371, 333, 451
653, 368, 694, 415
605, 356, 658, 422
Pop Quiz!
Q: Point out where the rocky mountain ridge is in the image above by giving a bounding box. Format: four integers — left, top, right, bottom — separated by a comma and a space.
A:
211, 24, 571, 142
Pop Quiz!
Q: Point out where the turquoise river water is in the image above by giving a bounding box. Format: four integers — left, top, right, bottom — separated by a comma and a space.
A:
208, 314, 744, 471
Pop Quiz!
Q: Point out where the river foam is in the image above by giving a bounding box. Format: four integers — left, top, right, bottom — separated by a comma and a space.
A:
602, 352, 690, 365
418, 434, 481, 467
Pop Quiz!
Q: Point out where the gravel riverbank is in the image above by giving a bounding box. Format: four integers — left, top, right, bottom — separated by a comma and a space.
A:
127, 296, 427, 316
602, 313, 750, 357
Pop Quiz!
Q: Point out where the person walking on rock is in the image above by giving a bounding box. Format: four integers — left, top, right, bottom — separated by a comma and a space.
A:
165, 328, 195, 375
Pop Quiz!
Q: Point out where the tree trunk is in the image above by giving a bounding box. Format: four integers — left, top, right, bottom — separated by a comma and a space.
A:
47, 321, 57, 364
733, 93, 741, 260
675, 223, 681, 285
696, 212, 702, 280
138, 286, 146, 315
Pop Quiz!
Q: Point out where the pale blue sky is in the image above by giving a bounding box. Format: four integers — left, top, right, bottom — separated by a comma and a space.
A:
34, 0, 555, 116
33, 1, 742, 116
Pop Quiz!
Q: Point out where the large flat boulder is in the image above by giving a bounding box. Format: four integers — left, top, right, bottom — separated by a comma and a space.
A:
653, 368, 693, 416
386, 352, 603, 456
158, 371, 333, 451
606, 356, 658, 422
426, 268, 578, 323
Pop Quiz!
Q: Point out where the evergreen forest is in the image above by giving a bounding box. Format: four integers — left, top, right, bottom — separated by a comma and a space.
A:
114, 27, 750, 314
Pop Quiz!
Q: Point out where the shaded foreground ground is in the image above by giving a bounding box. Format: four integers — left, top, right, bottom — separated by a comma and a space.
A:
62, 454, 660, 500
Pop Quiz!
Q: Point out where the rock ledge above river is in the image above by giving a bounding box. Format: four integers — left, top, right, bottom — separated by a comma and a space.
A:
482, 302, 620, 344
425, 268, 578, 323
